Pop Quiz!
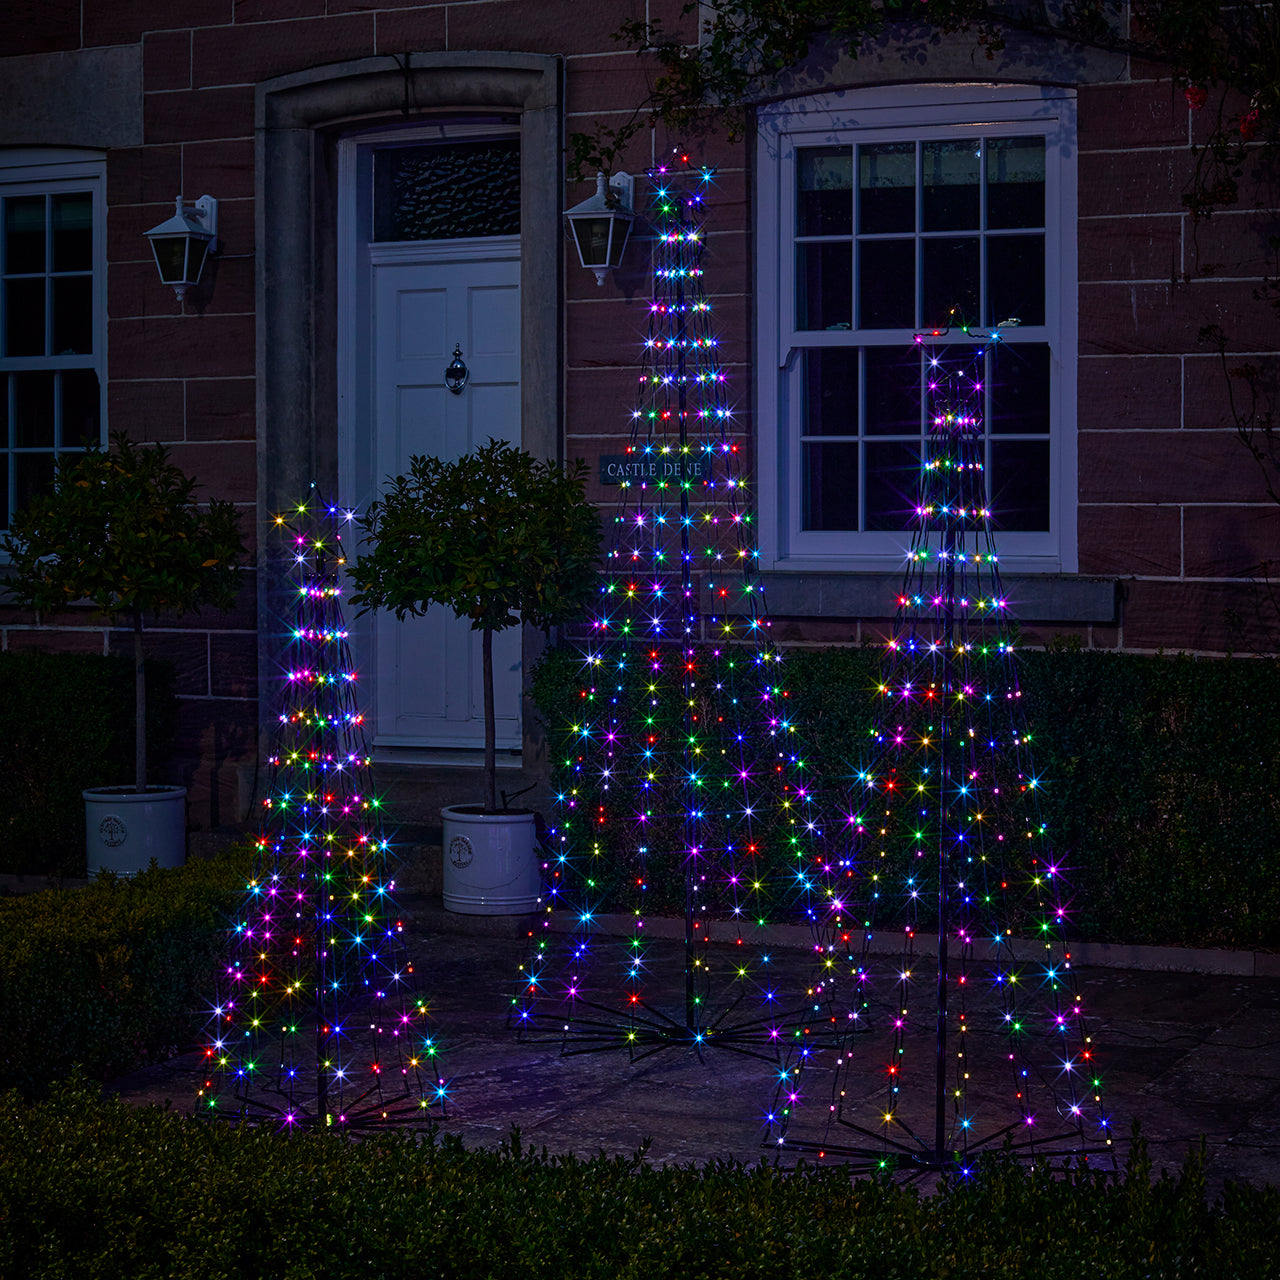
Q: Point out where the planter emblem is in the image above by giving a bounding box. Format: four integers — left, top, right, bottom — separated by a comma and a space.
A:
99, 815, 128, 847
449, 834, 475, 869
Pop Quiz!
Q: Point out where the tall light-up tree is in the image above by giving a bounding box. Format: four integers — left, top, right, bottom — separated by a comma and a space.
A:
200, 495, 446, 1127
514, 155, 835, 1059
769, 332, 1114, 1174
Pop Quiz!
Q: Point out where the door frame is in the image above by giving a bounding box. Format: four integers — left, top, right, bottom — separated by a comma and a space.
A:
254, 53, 562, 765
337, 125, 525, 760
335, 121, 522, 522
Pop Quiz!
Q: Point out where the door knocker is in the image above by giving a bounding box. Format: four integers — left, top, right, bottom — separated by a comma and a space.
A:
444, 344, 470, 394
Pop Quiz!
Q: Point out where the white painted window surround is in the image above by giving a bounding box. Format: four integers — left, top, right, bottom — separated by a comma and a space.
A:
756, 85, 1078, 575
0, 148, 106, 534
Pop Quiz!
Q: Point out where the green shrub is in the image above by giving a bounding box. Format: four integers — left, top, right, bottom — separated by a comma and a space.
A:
1022, 649, 1280, 949
531, 643, 1280, 950
0, 846, 250, 1097
1, 1082, 1276, 1279
0, 652, 176, 876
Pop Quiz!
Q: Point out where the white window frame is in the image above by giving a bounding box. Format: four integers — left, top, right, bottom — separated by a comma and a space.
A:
0, 148, 107, 535
756, 85, 1077, 574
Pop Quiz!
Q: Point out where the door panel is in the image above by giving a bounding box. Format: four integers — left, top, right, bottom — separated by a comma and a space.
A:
371, 254, 521, 750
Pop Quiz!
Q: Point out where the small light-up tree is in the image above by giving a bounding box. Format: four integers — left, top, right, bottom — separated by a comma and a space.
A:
201, 496, 444, 1128
770, 334, 1114, 1175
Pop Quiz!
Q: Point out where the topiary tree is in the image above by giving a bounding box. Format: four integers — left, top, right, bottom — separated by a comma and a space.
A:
2, 432, 246, 794
351, 438, 601, 813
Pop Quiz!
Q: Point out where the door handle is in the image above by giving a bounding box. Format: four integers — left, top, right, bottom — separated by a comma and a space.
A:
444, 344, 470, 394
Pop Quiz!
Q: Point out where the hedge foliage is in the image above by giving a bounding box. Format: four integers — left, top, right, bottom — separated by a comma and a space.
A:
531, 644, 1280, 951
0, 652, 176, 876
0, 1082, 1276, 1279
0, 847, 250, 1098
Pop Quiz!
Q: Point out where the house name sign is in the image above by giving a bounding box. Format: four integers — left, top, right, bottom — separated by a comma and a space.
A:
598, 454, 707, 485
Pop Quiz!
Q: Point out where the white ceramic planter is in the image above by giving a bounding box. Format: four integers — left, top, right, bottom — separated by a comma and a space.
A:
441, 805, 540, 914
83, 785, 187, 876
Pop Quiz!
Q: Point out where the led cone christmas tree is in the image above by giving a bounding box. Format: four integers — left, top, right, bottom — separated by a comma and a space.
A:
768, 332, 1113, 1174
201, 496, 446, 1127
514, 156, 833, 1059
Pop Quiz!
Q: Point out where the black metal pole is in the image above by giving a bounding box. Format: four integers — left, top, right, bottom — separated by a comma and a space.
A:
315, 552, 331, 1122
673, 212, 699, 1038
935, 441, 956, 1165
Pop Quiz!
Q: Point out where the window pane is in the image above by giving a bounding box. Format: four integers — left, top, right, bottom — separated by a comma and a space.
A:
858, 143, 914, 234
52, 276, 92, 354
987, 234, 1045, 326
925, 345, 984, 428
992, 344, 1050, 435
803, 349, 858, 436
4, 195, 45, 274
52, 193, 93, 271
797, 241, 852, 330
798, 147, 853, 236
991, 439, 1050, 531
803, 441, 859, 530
15, 451, 55, 514
13, 370, 55, 447
865, 346, 919, 435
923, 139, 980, 231
986, 136, 1045, 229
5, 277, 45, 356
865, 441, 919, 530
61, 368, 101, 446
857, 238, 913, 328
373, 139, 520, 241
922, 237, 979, 330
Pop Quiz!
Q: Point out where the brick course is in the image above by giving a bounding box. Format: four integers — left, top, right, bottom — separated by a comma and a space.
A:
191, 14, 376, 88
9, 0, 82, 55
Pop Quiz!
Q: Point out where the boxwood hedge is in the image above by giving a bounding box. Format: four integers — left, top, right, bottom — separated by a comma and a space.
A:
531, 643, 1280, 951
0, 1082, 1275, 1280
0, 847, 250, 1098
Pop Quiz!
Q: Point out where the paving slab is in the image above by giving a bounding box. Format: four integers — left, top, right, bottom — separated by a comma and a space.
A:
102, 890, 1280, 1196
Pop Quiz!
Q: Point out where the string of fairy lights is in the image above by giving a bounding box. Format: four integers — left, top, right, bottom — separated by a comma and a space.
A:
191, 161, 1111, 1169
513, 154, 835, 1059
201, 496, 446, 1128
767, 330, 1113, 1174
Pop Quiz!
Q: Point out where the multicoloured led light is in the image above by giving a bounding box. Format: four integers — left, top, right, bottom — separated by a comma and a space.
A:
513, 155, 832, 1058
200, 496, 446, 1128
769, 333, 1112, 1173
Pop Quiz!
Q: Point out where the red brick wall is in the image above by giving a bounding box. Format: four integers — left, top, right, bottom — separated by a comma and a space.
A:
3, 2, 1276, 831
1078, 74, 1279, 655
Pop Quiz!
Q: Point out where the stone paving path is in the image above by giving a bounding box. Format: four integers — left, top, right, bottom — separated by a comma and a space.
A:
104, 893, 1280, 1194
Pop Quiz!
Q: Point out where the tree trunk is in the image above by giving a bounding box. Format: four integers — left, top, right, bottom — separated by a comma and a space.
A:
482, 625, 496, 811
133, 607, 147, 793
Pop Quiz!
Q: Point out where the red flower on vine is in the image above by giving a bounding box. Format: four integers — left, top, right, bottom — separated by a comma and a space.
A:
1184, 85, 1207, 110
1240, 108, 1260, 140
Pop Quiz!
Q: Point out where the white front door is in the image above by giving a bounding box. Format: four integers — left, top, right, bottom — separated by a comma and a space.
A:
367, 251, 522, 751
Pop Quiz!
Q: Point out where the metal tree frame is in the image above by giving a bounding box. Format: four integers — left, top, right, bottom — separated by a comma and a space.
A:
514, 156, 830, 1062
769, 332, 1116, 1175
201, 496, 447, 1128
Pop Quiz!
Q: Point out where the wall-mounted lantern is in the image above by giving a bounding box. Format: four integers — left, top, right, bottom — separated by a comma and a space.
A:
144, 195, 218, 301
563, 172, 635, 286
